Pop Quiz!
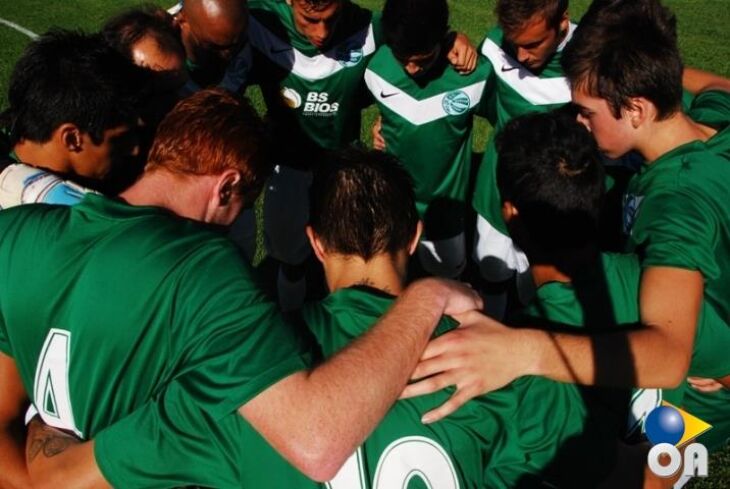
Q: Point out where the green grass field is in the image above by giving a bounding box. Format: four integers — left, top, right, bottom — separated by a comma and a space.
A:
0, 0, 728, 486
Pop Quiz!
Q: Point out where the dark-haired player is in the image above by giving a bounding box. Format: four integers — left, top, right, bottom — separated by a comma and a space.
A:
228, 148, 629, 488
0, 30, 143, 208
471, 0, 575, 313
364, 0, 491, 279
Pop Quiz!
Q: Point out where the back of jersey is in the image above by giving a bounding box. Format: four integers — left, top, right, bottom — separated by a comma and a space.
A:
303, 288, 528, 488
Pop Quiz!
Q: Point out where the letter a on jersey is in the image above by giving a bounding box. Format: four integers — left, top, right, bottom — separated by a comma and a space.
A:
33, 329, 83, 437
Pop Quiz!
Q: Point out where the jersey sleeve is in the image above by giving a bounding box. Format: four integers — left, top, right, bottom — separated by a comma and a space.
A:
632, 190, 719, 279
689, 89, 730, 128
169, 242, 312, 420
94, 381, 247, 488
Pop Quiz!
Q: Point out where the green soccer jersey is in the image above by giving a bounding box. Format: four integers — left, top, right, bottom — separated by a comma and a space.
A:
364, 47, 490, 238
248, 0, 382, 166
471, 25, 575, 270
0, 194, 308, 443
688, 89, 730, 160
520, 252, 730, 449
299, 287, 611, 488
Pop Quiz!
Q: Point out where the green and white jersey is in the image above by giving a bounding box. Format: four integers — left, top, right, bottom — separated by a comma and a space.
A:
520, 253, 730, 445
0, 194, 309, 441
477, 24, 575, 131
688, 89, 730, 160
248, 0, 382, 166
364, 47, 490, 237
471, 25, 575, 280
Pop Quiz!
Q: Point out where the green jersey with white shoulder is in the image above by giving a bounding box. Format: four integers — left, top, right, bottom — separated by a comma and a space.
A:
0, 194, 310, 487
364, 46, 490, 238
471, 24, 575, 282
248, 0, 382, 166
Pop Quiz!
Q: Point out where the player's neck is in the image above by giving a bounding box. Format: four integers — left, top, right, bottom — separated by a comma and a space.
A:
119, 169, 214, 222
637, 112, 712, 163
13, 140, 72, 175
324, 253, 407, 296
531, 264, 571, 287
530, 246, 600, 287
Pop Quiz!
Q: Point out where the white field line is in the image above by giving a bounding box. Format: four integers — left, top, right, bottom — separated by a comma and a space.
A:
0, 17, 38, 39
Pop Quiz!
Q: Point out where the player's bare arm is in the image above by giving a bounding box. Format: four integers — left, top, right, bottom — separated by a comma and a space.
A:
403, 267, 702, 423
683, 67, 730, 94
371, 114, 385, 150
238, 278, 481, 481
25, 278, 480, 485
25, 417, 108, 489
0, 352, 32, 489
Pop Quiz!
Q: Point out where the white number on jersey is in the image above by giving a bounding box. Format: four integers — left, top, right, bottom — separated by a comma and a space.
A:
32, 328, 82, 437
328, 436, 460, 489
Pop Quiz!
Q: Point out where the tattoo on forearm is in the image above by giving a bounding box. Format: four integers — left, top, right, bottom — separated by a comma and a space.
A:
26, 418, 79, 462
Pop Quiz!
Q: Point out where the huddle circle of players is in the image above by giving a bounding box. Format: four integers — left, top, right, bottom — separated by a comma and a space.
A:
0, 0, 728, 487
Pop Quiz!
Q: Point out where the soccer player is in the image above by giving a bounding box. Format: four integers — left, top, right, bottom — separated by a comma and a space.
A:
0, 89, 481, 488
399, 2, 730, 456
471, 0, 575, 314
237, 0, 477, 310
496, 109, 730, 443
364, 0, 491, 279
172, 0, 251, 93
0, 30, 143, 209
225, 148, 632, 488
102, 6, 190, 192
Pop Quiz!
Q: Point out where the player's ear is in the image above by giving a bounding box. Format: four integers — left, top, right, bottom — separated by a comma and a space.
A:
214, 169, 242, 207
306, 225, 327, 263
58, 124, 84, 153
626, 97, 651, 128
501, 201, 519, 223
559, 10, 570, 36
408, 220, 424, 256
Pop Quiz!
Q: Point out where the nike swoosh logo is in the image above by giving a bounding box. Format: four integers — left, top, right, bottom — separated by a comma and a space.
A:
271, 47, 293, 54
380, 91, 399, 98
501, 65, 519, 72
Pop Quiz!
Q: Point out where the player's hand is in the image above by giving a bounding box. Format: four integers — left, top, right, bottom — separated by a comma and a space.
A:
448, 32, 477, 74
401, 310, 531, 423
427, 278, 483, 317
372, 115, 386, 151
687, 376, 727, 393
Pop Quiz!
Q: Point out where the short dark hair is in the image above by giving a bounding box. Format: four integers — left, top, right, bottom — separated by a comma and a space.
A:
382, 0, 450, 58
496, 0, 568, 33
561, 0, 682, 120
295, 0, 340, 12
3, 29, 145, 146
102, 5, 184, 62
496, 108, 605, 254
309, 148, 419, 260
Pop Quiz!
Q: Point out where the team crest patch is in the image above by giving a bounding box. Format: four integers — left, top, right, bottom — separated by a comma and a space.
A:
336, 43, 364, 67
280, 87, 302, 109
442, 90, 470, 115
623, 194, 644, 234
